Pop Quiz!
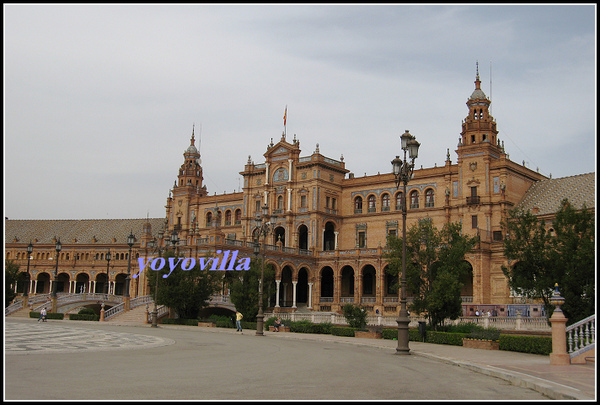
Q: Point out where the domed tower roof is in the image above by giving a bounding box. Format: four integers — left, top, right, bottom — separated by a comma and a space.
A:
469, 61, 489, 101
184, 126, 200, 157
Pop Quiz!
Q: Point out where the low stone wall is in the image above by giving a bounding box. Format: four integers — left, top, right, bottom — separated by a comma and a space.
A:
198, 322, 217, 327
355, 331, 382, 339
462, 338, 499, 350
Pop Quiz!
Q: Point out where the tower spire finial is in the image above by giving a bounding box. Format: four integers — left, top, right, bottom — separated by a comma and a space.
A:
191, 123, 195, 145
474, 61, 481, 90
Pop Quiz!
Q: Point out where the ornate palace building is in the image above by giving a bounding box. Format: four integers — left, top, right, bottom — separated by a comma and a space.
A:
5, 69, 595, 319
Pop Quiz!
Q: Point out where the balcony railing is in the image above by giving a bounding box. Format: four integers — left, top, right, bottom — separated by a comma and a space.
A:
466, 196, 480, 205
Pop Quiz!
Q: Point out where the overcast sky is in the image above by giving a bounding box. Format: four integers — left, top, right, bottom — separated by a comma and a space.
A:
4, 4, 596, 220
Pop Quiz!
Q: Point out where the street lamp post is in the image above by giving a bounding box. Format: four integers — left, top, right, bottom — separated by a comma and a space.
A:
391, 130, 420, 355
105, 250, 112, 297
125, 231, 135, 310
254, 204, 277, 336
148, 230, 165, 328
51, 239, 62, 313
24, 242, 33, 297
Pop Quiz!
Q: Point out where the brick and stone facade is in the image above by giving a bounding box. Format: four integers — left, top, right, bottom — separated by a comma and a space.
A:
5, 68, 594, 318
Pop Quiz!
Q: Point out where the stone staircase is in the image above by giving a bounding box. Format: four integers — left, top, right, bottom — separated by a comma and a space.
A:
105, 304, 149, 325
8, 306, 33, 318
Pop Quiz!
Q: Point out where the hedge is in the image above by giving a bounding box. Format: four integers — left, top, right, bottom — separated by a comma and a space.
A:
499, 334, 552, 355
68, 314, 99, 321
331, 326, 357, 337
29, 311, 64, 320
289, 320, 333, 334
425, 331, 468, 346
162, 318, 200, 326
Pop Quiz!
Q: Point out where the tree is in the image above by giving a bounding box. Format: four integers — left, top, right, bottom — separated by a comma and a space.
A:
5, 260, 20, 307
342, 303, 368, 329
228, 257, 275, 322
502, 199, 595, 324
385, 220, 478, 330
146, 251, 220, 319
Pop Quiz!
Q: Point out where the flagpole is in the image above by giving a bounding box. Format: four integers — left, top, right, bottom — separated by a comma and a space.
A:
284, 105, 287, 138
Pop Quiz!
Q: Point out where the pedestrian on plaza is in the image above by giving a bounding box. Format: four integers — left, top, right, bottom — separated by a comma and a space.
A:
235, 311, 243, 333
38, 307, 47, 322
273, 317, 282, 332
475, 309, 480, 317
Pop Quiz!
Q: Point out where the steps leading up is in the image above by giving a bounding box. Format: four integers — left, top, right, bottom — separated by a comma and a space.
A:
105, 305, 149, 325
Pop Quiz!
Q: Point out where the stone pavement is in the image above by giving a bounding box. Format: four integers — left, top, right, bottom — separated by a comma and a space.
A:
4, 318, 596, 400
253, 328, 596, 401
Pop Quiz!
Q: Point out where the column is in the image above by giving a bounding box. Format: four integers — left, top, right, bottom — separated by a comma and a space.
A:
307, 282, 313, 309
292, 281, 297, 308
265, 162, 270, 185
354, 272, 361, 304
334, 232, 339, 250
275, 280, 281, 307
287, 188, 292, 211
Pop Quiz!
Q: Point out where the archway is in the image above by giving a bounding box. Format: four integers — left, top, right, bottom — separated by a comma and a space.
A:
279, 266, 293, 307
56, 272, 70, 294
274, 226, 286, 247
362, 265, 376, 296
36, 272, 51, 294
341, 266, 355, 298
76, 273, 90, 294
95, 273, 109, 294
114, 273, 127, 295
297, 267, 309, 305
323, 221, 335, 251
298, 224, 309, 251
320, 266, 334, 298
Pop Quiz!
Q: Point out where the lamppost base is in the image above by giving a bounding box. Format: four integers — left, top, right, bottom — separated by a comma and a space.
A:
256, 313, 264, 336
151, 311, 158, 328
395, 315, 411, 355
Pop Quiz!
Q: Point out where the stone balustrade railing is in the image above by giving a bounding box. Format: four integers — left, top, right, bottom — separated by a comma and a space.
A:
566, 315, 595, 359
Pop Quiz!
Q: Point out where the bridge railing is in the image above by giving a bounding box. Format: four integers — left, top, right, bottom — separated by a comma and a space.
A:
566, 314, 595, 359
104, 303, 125, 320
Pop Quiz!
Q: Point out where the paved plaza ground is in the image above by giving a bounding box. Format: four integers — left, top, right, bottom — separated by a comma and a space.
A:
3, 318, 556, 401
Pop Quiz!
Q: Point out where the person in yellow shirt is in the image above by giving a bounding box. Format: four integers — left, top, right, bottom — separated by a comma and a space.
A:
235, 311, 243, 333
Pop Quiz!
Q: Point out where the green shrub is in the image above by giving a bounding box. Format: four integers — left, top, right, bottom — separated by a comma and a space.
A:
289, 320, 333, 334
444, 322, 479, 334
425, 331, 467, 346
29, 311, 64, 320
499, 335, 552, 355
216, 320, 234, 328
468, 326, 501, 341
331, 326, 356, 337
207, 314, 233, 324
69, 314, 99, 321
78, 307, 97, 316
240, 321, 256, 330
161, 318, 199, 326
342, 304, 368, 329
382, 328, 422, 341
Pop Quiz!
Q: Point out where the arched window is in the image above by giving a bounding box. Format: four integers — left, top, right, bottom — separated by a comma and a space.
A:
235, 209, 242, 225
277, 195, 284, 210
367, 195, 376, 213
425, 189, 435, 208
225, 210, 232, 226
354, 196, 363, 214
382, 194, 390, 211
206, 212, 213, 227
410, 190, 419, 209
395, 192, 404, 210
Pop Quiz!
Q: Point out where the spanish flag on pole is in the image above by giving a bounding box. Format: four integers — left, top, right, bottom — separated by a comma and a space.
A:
283, 105, 287, 127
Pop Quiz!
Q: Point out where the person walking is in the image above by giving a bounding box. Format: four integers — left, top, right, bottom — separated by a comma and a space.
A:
235, 311, 243, 333
38, 307, 47, 322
